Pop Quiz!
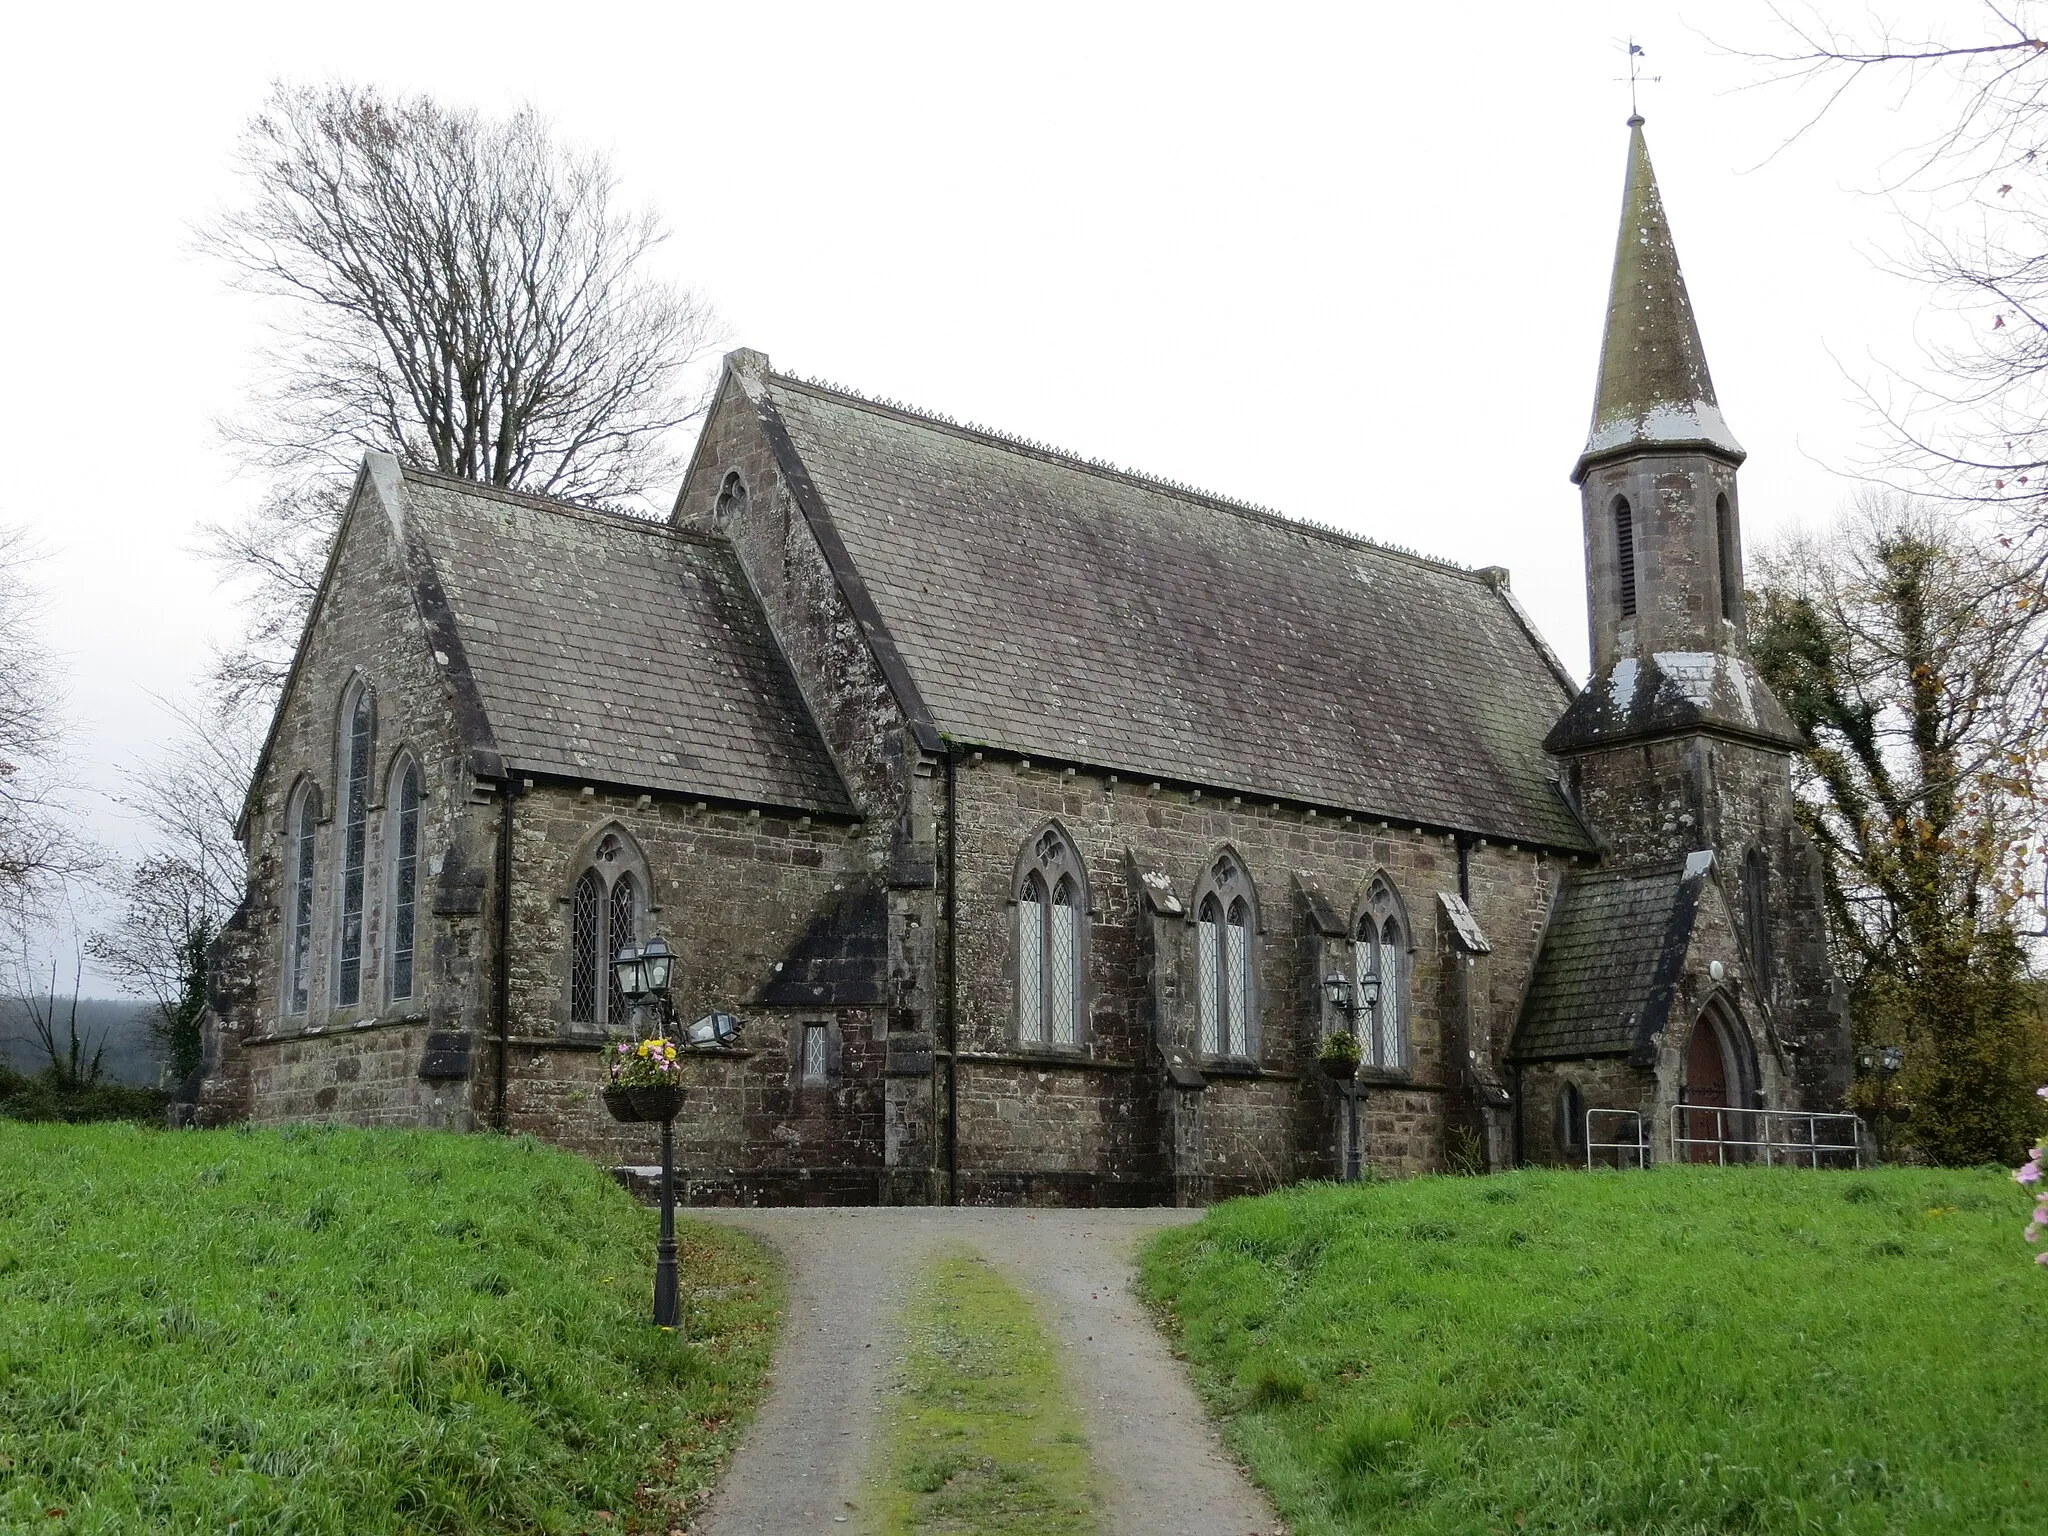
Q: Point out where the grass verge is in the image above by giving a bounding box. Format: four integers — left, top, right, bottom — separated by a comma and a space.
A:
1140, 1166, 2048, 1535
863, 1245, 1098, 1535
0, 1121, 781, 1534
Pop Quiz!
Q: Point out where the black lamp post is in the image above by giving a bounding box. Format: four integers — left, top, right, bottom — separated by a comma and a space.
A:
1856, 1043, 1906, 1162
1321, 971, 1381, 1181
613, 937, 683, 1328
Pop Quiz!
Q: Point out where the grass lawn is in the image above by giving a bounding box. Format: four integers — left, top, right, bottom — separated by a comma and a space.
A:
1140, 1166, 2047, 1535
862, 1245, 1098, 1535
0, 1122, 781, 1535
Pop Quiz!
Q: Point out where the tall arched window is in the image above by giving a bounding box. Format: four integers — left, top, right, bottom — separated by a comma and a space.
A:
1613, 496, 1638, 619
284, 784, 319, 1015
1015, 824, 1086, 1047
387, 758, 421, 1002
1743, 848, 1773, 994
1556, 1081, 1585, 1159
333, 684, 373, 1009
1715, 493, 1741, 625
1193, 852, 1259, 1060
568, 829, 647, 1028
1354, 877, 1410, 1072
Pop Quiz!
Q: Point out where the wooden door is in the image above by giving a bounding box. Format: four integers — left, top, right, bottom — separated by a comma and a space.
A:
1683, 1018, 1730, 1163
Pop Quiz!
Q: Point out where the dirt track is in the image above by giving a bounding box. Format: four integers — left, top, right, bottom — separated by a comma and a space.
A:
685, 1207, 1280, 1536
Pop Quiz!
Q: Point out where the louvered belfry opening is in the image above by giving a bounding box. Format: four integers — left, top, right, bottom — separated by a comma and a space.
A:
1614, 496, 1637, 618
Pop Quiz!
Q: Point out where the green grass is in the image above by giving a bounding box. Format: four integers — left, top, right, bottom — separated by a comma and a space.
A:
863, 1245, 1098, 1534
1139, 1167, 2048, 1535
0, 1122, 781, 1534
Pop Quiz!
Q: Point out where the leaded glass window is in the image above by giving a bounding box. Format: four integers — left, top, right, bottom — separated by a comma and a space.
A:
1225, 899, 1251, 1057
1017, 874, 1045, 1042
570, 869, 602, 1024
335, 689, 372, 1008
1014, 825, 1086, 1048
607, 873, 637, 1025
1197, 895, 1221, 1055
287, 790, 317, 1014
390, 762, 420, 1001
801, 1024, 828, 1086
1355, 880, 1409, 1072
1193, 853, 1258, 1061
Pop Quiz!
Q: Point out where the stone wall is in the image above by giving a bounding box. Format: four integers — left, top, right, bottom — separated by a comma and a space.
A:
945, 756, 1565, 1193
205, 469, 497, 1129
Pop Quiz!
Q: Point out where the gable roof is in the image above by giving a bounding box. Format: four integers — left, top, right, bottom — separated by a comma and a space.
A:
1509, 853, 1712, 1063
756, 373, 1591, 850
400, 470, 853, 814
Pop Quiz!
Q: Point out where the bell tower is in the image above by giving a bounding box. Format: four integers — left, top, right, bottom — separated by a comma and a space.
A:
1541, 116, 1847, 1111
1547, 114, 1802, 774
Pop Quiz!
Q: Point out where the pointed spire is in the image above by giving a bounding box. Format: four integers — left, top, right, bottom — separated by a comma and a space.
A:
1573, 116, 1744, 483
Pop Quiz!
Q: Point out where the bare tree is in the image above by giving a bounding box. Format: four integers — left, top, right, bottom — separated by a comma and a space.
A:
0, 523, 93, 909
199, 81, 723, 699
1740, 5, 2048, 541
88, 695, 261, 1080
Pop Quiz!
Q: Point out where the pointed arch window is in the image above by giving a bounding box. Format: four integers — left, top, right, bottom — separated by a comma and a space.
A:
284, 784, 319, 1016
1015, 824, 1086, 1047
388, 759, 422, 1002
1613, 496, 1638, 619
1354, 878, 1410, 1072
1716, 493, 1741, 625
334, 684, 373, 1009
1193, 853, 1259, 1061
568, 829, 648, 1028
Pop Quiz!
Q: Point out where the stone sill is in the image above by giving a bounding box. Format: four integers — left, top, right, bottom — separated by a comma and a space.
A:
242, 1010, 430, 1048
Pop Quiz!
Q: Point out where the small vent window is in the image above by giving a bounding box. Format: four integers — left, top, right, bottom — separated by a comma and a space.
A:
1614, 497, 1637, 618
801, 1024, 829, 1087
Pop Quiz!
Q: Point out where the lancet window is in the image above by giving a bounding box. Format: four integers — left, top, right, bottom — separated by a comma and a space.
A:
388, 758, 421, 1002
568, 829, 647, 1028
1016, 824, 1086, 1047
1354, 877, 1409, 1072
1193, 852, 1258, 1060
334, 684, 373, 1009
284, 784, 318, 1015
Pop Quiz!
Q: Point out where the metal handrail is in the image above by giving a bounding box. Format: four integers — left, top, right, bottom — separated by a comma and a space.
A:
1670, 1104, 1862, 1169
1585, 1108, 1649, 1170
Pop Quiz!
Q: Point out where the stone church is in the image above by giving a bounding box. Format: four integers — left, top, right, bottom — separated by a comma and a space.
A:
199, 118, 1849, 1202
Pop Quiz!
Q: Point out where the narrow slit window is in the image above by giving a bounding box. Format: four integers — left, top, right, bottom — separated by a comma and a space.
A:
335, 691, 372, 1008
390, 764, 420, 1001
801, 1024, 828, 1087
1744, 849, 1773, 993
569, 869, 601, 1024
288, 793, 317, 1014
1378, 916, 1402, 1069
1716, 493, 1740, 624
1614, 497, 1637, 618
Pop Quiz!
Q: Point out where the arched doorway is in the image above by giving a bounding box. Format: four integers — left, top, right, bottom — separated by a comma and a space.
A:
1678, 1003, 1756, 1163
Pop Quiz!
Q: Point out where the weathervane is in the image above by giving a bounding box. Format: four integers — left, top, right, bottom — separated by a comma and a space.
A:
1616, 37, 1661, 121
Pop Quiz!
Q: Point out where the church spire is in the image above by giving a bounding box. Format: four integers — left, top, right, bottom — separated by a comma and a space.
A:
1573, 116, 1744, 484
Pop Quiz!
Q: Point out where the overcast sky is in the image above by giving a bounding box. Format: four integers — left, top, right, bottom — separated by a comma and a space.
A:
1, 1, 1980, 985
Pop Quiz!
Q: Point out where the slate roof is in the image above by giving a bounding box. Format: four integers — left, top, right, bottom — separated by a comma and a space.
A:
402, 472, 852, 813
1576, 117, 1743, 481
1509, 855, 1707, 1062
764, 376, 1592, 850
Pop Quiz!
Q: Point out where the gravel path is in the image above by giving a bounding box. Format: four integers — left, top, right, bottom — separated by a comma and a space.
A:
685, 1207, 1280, 1536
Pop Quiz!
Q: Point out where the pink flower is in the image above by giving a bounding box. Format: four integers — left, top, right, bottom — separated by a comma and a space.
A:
2038, 1086, 2048, 1099
2017, 1161, 2043, 1187
2037, 1250, 2048, 1266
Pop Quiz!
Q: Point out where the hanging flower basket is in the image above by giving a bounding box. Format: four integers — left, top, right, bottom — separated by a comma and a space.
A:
603, 1037, 687, 1122
1317, 1031, 1361, 1081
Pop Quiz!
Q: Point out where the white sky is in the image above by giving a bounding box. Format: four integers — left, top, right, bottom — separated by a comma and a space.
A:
0, 1, 1978, 987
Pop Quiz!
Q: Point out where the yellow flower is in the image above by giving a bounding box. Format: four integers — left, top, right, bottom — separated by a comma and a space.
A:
636, 1042, 649, 1058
